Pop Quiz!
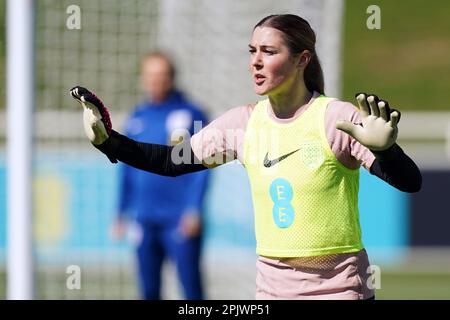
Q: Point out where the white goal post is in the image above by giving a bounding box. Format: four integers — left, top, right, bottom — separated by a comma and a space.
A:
6, 0, 35, 300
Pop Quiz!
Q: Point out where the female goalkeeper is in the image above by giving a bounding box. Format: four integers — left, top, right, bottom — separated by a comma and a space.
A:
70, 14, 421, 300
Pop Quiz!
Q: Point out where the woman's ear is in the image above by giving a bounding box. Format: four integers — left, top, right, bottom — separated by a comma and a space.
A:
298, 50, 312, 68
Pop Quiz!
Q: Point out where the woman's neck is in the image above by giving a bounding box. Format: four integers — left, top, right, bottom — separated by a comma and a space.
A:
268, 84, 312, 119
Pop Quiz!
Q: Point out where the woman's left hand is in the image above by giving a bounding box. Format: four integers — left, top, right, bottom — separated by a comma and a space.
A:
336, 93, 401, 151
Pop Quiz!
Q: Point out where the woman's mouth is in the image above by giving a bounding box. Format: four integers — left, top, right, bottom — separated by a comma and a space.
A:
254, 74, 265, 85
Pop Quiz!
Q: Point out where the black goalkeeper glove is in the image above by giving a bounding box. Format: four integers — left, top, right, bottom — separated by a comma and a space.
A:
69, 86, 112, 145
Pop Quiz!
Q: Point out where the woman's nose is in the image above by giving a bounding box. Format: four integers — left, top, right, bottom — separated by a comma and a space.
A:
251, 52, 263, 68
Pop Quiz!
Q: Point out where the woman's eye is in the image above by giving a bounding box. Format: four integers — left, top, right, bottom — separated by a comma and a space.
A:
249, 49, 256, 54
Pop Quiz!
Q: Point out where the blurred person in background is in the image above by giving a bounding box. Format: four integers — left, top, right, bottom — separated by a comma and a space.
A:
110, 51, 209, 300
71, 14, 421, 300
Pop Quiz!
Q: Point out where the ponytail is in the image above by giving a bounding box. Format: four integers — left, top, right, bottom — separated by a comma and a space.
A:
304, 53, 324, 95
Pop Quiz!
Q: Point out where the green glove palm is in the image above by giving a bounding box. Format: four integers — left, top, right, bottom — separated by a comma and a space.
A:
336, 93, 400, 152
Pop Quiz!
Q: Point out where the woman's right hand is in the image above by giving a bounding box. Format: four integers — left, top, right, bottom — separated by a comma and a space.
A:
69, 86, 112, 145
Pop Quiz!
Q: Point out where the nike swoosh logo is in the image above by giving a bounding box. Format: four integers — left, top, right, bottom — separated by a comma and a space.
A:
263, 149, 300, 167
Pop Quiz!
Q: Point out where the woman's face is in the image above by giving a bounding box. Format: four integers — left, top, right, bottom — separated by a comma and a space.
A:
249, 27, 303, 96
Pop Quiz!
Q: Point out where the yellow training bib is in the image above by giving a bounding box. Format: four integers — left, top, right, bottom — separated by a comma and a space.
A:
243, 96, 364, 257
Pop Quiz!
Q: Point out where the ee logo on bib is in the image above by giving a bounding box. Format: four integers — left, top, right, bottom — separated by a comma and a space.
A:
269, 178, 295, 228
